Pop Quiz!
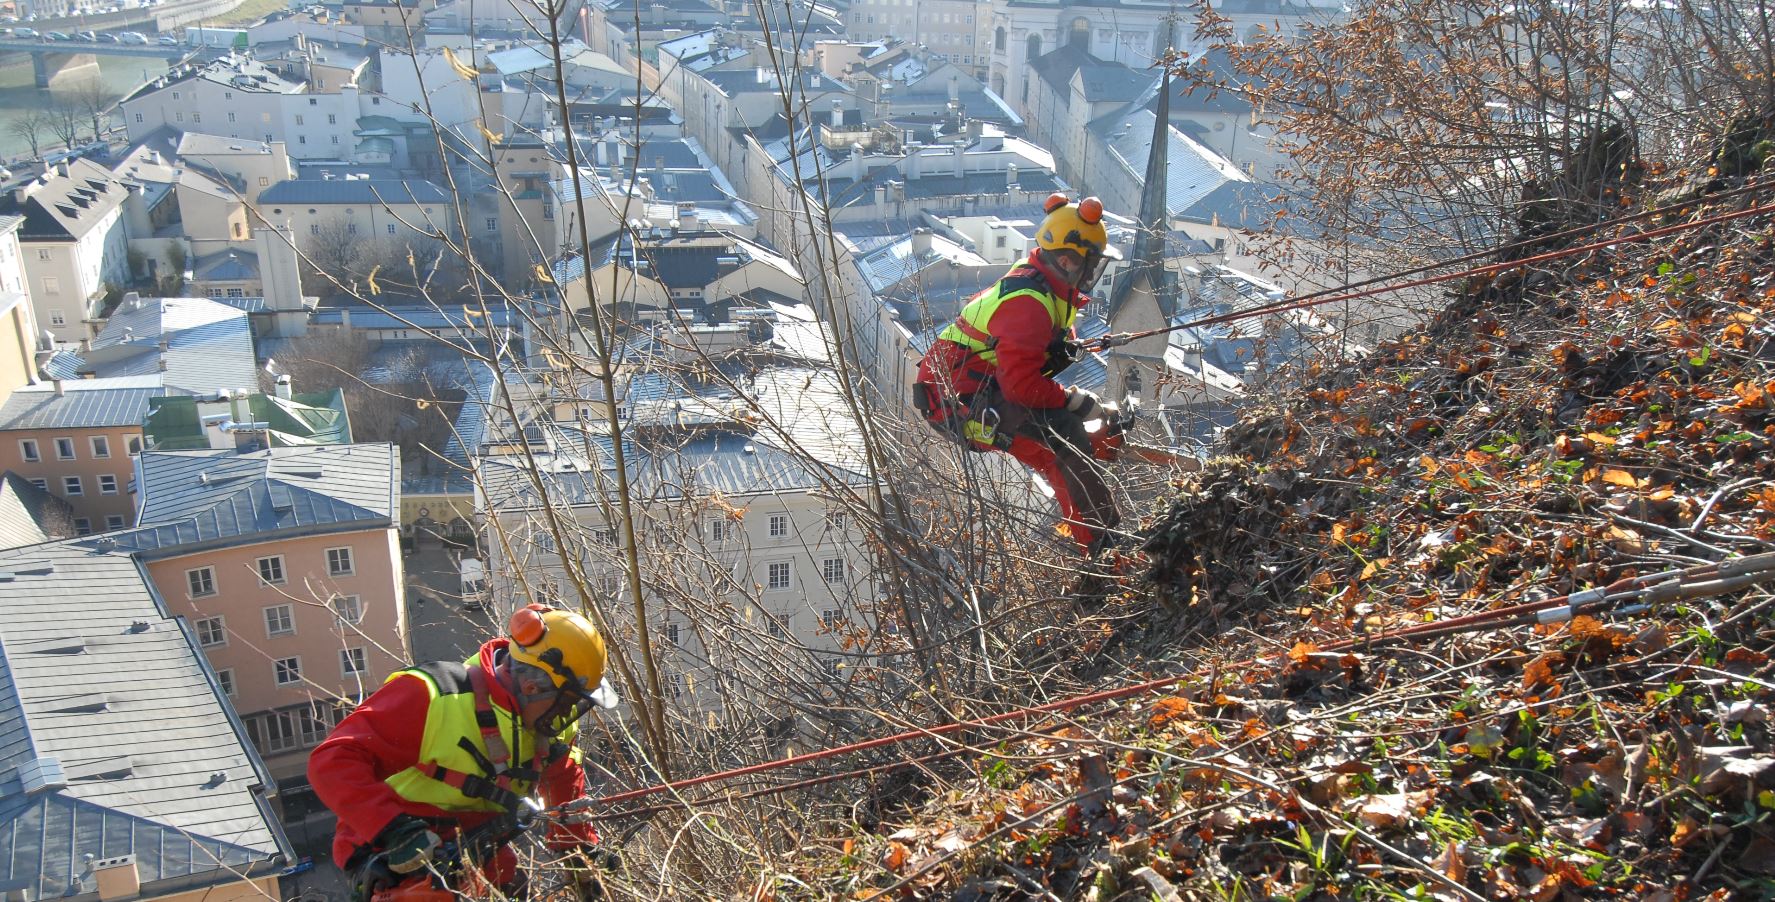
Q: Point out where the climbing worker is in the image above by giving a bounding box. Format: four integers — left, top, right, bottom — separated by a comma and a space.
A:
914, 192, 1125, 555
310, 603, 620, 898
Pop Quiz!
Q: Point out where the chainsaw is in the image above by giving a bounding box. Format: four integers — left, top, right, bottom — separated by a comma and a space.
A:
355, 800, 609, 902
1085, 397, 1203, 471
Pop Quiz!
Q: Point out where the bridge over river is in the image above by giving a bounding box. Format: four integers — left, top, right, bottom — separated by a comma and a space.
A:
3, 0, 242, 85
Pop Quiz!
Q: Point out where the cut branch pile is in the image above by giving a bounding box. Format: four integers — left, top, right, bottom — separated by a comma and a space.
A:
769, 152, 1775, 900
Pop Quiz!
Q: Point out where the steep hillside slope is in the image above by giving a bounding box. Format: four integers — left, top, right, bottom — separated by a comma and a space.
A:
783, 152, 1775, 899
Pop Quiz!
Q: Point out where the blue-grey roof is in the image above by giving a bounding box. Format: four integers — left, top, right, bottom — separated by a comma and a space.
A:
259, 177, 451, 207
481, 428, 869, 510
83, 296, 259, 397
0, 472, 71, 550
0, 381, 164, 431
0, 541, 289, 897
121, 444, 399, 555
37, 350, 83, 381
441, 360, 496, 469
1102, 107, 1249, 219
192, 248, 259, 282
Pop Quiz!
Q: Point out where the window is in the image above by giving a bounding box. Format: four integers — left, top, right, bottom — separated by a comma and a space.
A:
346, 222, 356, 234
340, 647, 367, 676
227, 287, 244, 297
196, 616, 226, 647
386, 223, 397, 234
665, 623, 680, 645
98, 474, 117, 494
105, 515, 124, 530
175, 112, 183, 122
298, 136, 306, 144
28, 478, 44, 490
310, 224, 320, 235
54, 437, 74, 460
90, 435, 109, 458
327, 113, 336, 124
823, 557, 846, 584
18, 439, 37, 462
259, 176, 269, 187
216, 668, 236, 697
127, 436, 141, 455
767, 611, 787, 637
264, 603, 295, 637
485, 217, 497, 232
327, 546, 355, 576
224, 91, 232, 100
171, 91, 180, 99
372, 96, 381, 105
73, 518, 90, 535
331, 594, 363, 625
821, 609, 841, 629
187, 566, 216, 597
308, 97, 318, 106
36, 248, 49, 261
63, 476, 81, 496
767, 561, 792, 590
331, 136, 339, 144
258, 555, 286, 585
274, 656, 302, 686
191, 113, 200, 123
41, 276, 57, 295
134, 112, 143, 123
769, 514, 790, 539
707, 518, 731, 543
49, 310, 64, 326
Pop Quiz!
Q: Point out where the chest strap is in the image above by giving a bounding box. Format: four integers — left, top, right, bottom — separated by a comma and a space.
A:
413, 666, 556, 813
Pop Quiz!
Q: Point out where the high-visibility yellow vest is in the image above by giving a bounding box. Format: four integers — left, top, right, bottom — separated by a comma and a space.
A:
381, 658, 579, 813
937, 268, 1076, 368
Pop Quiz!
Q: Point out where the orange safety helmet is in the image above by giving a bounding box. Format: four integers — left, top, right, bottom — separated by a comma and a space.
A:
1035, 193, 1122, 292
507, 604, 616, 709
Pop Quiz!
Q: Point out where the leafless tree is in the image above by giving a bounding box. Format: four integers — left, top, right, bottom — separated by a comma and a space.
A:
7, 108, 49, 162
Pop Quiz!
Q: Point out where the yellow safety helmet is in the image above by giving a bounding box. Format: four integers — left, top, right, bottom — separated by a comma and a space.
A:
507, 603, 617, 709
1035, 193, 1122, 292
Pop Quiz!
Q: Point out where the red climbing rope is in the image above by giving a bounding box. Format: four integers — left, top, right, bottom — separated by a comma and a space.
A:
1088, 187, 1775, 352
589, 553, 1775, 817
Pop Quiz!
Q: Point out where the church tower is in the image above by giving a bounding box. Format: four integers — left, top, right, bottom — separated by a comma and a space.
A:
1103, 66, 1180, 407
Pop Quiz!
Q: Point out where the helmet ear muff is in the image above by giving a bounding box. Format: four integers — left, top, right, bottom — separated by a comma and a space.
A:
1078, 196, 1103, 224
1043, 192, 1070, 214
510, 603, 551, 647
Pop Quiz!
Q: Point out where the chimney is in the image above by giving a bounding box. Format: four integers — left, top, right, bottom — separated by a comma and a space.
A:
911, 227, 932, 256
850, 143, 865, 181
948, 73, 959, 102
830, 98, 843, 129
654, 155, 665, 185
953, 143, 965, 177
93, 856, 140, 902
275, 373, 292, 400
874, 183, 886, 209
1006, 161, 1019, 190
54, 160, 69, 178
53, 378, 64, 397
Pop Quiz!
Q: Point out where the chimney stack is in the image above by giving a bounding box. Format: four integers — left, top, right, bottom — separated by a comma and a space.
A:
275, 373, 292, 400
93, 856, 140, 902
910, 227, 932, 256
830, 98, 843, 129
54, 160, 69, 178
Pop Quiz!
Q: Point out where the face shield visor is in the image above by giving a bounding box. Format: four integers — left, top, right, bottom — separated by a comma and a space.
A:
1077, 243, 1122, 294
535, 677, 618, 733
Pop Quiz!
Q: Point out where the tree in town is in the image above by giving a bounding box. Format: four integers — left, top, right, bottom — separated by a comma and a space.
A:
7, 108, 49, 162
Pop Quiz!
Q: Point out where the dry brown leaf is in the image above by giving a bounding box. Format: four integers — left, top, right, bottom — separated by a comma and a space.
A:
1601, 468, 1643, 489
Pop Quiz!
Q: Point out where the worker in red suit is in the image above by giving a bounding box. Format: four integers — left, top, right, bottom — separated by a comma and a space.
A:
915, 193, 1126, 554
310, 604, 620, 898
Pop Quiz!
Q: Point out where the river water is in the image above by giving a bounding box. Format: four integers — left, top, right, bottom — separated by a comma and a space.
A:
0, 52, 169, 160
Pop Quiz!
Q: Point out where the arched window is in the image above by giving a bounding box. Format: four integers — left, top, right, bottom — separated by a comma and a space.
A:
1068, 16, 1090, 51
994, 26, 1006, 51
1025, 33, 1042, 60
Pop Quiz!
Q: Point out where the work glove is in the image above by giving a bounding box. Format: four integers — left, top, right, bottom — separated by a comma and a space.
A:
377, 815, 441, 875
1065, 388, 1103, 421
